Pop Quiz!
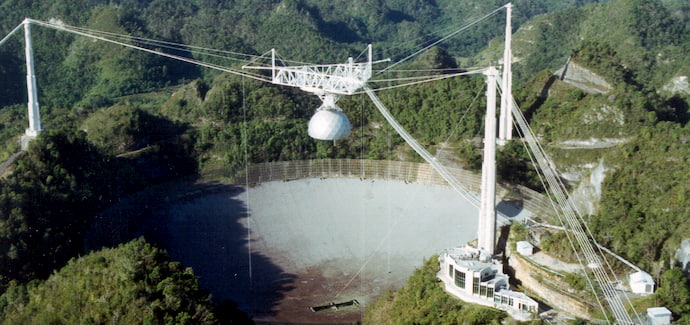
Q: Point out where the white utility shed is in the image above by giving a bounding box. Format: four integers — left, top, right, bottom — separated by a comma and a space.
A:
629, 271, 655, 294
647, 307, 672, 325
516, 241, 534, 256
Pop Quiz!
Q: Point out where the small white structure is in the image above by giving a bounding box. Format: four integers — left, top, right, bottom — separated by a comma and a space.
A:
629, 271, 655, 294
516, 241, 534, 256
647, 307, 672, 325
438, 246, 538, 320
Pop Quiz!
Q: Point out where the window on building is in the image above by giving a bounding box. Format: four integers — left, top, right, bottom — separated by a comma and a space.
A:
487, 287, 494, 298
509, 298, 513, 306
494, 295, 501, 304
449, 264, 453, 278
454, 270, 465, 288
480, 285, 487, 296
473, 277, 480, 294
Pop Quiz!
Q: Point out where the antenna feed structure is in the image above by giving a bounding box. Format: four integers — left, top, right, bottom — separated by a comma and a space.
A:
268, 45, 373, 97
247, 45, 377, 141
308, 93, 351, 140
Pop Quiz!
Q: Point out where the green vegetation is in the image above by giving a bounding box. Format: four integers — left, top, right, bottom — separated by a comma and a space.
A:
363, 256, 508, 325
157, 71, 494, 179
590, 122, 689, 271
497, 140, 542, 191
505, 1, 690, 319
0, 0, 688, 322
82, 103, 186, 155
0, 0, 610, 109
654, 267, 690, 323
0, 131, 244, 322
0, 105, 24, 161
503, 0, 690, 87
514, 22, 690, 317
0, 131, 142, 283
514, 46, 667, 143
0, 237, 249, 324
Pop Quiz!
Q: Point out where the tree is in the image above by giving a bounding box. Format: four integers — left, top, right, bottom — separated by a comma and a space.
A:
655, 267, 690, 317
363, 256, 506, 324
0, 130, 142, 284
0, 238, 248, 324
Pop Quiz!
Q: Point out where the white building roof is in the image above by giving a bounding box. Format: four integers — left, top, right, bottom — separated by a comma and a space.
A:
647, 307, 672, 317
495, 289, 532, 300
516, 241, 534, 255
444, 246, 496, 271
630, 271, 654, 284
455, 259, 495, 272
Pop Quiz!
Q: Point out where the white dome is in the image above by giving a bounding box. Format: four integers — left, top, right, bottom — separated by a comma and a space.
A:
308, 109, 351, 140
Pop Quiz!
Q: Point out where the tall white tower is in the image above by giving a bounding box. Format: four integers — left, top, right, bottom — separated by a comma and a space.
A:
23, 19, 42, 137
477, 67, 498, 255
498, 3, 513, 144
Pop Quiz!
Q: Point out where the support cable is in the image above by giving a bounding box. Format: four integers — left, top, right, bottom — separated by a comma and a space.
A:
369, 69, 474, 83
514, 100, 606, 318
440, 82, 485, 150
508, 95, 642, 324
24, 19, 272, 83
510, 102, 606, 319
0, 22, 24, 47
364, 69, 485, 93
43, 20, 266, 62
504, 86, 638, 324
1, 7, 643, 322
242, 75, 253, 294
378, 4, 507, 75
336, 76, 487, 299
365, 85, 479, 207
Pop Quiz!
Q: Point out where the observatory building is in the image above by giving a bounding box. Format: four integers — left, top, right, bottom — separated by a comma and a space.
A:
438, 246, 538, 320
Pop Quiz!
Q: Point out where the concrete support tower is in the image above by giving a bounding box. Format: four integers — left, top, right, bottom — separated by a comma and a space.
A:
477, 67, 498, 255
498, 3, 513, 144
24, 19, 42, 137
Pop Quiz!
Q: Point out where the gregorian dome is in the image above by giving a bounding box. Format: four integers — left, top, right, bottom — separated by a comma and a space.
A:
308, 109, 351, 140
307, 95, 351, 141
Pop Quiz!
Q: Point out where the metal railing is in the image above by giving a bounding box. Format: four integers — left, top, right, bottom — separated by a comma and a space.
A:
239, 159, 554, 220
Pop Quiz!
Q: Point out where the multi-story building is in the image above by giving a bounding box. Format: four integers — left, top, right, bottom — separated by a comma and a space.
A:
438, 246, 538, 320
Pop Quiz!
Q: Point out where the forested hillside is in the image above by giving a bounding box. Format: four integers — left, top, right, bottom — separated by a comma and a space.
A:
493, 0, 690, 87
506, 1, 690, 320
0, 0, 610, 108
0, 0, 688, 323
0, 238, 249, 324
